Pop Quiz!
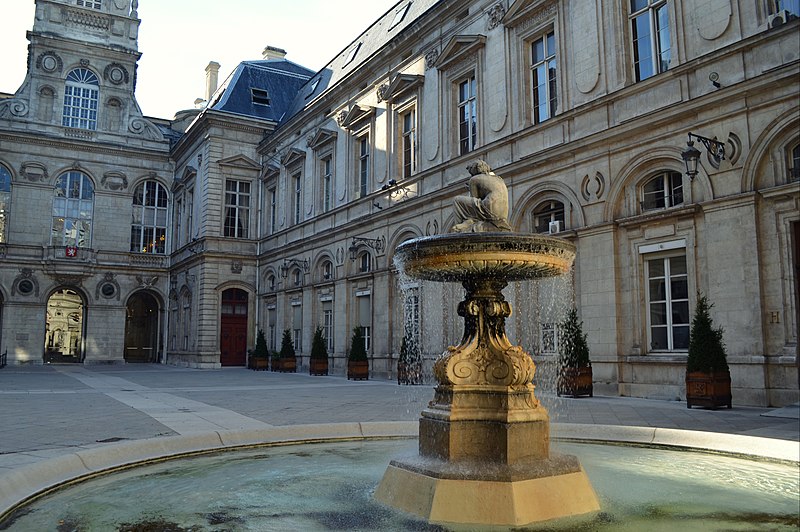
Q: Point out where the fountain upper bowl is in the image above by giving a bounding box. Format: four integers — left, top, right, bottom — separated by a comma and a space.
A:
394, 233, 576, 283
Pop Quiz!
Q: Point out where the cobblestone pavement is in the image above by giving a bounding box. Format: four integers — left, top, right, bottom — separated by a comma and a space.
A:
0, 364, 797, 474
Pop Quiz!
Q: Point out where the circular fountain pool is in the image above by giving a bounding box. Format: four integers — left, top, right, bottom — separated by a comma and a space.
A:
3, 438, 797, 531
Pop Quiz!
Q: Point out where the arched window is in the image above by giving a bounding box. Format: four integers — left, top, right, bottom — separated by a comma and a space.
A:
358, 251, 372, 273
0, 165, 11, 243
267, 274, 276, 291
131, 181, 168, 254
321, 259, 334, 281
641, 171, 683, 211
52, 171, 94, 248
532, 200, 565, 233
292, 268, 303, 286
62, 68, 99, 130
789, 141, 800, 182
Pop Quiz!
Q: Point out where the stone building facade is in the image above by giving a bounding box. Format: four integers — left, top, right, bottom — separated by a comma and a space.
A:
0, 0, 797, 406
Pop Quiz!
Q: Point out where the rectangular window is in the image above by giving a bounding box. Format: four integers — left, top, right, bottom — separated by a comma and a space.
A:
223, 180, 250, 238
358, 136, 370, 197
62, 85, 98, 130
401, 109, 416, 178
292, 303, 303, 352
268, 186, 277, 234
323, 301, 334, 352
322, 157, 333, 212
642, 171, 683, 211
174, 198, 182, 248
293, 173, 302, 224
185, 189, 194, 243
357, 293, 372, 352
646, 254, 689, 351
531, 31, 557, 124
630, 0, 671, 82
457, 74, 477, 155
251, 88, 270, 106
76, 0, 101, 8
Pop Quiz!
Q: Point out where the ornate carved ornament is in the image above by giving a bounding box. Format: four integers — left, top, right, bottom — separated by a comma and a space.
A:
36, 51, 63, 73
101, 171, 129, 191
135, 275, 159, 288
103, 63, 130, 85
0, 99, 29, 118
20, 162, 48, 183
96, 273, 121, 301
51, 273, 87, 287
66, 9, 110, 31
335, 109, 349, 126
424, 48, 440, 70
128, 118, 164, 141
486, 2, 507, 30
338, 105, 375, 131
281, 147, 306, 168
503, 0, 557, 31
12, 269, 39, 297
376, 83, 390, 103
231, 260, 243, 274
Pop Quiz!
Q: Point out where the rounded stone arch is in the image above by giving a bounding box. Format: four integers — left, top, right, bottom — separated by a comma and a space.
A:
262, 266, 280, 292
216, 280, 256, 297
603, 147, 711, 221
387, 224, 424, 263
511, 181, 586, 233
44, 286, 88, 363
741, 106, 800, 192
129, 174, 172, 197
217, 283, 254, 366
50, 165, 98, 189
311, 250, 337, 282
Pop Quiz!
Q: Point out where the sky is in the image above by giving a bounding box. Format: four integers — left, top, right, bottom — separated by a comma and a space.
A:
0, 0, 399, 118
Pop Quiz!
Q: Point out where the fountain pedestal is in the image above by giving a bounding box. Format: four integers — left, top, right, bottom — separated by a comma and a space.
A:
374, 234, 600, 526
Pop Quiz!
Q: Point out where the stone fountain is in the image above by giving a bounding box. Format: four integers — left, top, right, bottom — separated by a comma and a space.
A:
374, 161, 600, 526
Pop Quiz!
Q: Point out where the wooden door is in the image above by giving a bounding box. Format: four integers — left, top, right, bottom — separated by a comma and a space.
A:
220, 289, 248, 366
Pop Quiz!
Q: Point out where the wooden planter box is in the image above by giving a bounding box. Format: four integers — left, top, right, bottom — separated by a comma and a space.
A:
557, 365, 593, 397
397, 360, 423, 385
309, 358, 329, 376
273, 357, 297, 373
686, 370, 732, 409
347, 359, 369, 380
249, 357, 269, 371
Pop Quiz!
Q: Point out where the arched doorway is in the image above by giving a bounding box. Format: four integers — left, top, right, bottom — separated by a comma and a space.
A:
44, 288, 84, 363
220, 288, 248, 366
124, 291, 160, 363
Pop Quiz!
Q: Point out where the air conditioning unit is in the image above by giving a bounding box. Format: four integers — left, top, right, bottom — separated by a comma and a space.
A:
768, 10, 797, 29
548, 221, 563, 234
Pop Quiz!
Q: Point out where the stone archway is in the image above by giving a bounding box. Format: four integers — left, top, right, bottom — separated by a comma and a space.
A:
220, 288, 248, 366
124, 291, 160, 363
44, 288, 85, 363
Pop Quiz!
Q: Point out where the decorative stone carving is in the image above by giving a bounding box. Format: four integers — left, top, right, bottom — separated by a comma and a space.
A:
12, 269, 39, 297
581, 172, 606, 202
128, 118, 164, 140
0, 99, 29, 118
52, 274, 85, 287
517, 3, 557, 32
376, 83, 390, 102
486, 2, 506, 30
20, 162, 48, 183
335, 109, 348, 126
36, 51, 63, 73
101, 171, 129, 191
103, 63, 130, 85
131, 0, 139, 17
424, 48, 440, 70
231, 260, 243, 274
96, 272, 121, 300
136, 275, 159, 288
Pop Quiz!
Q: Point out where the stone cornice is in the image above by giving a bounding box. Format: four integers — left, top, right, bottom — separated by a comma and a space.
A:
0, 130, 170, 161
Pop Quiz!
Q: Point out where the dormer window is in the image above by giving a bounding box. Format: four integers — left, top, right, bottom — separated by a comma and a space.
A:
63, 68, 99, 130
390, 2, 412, 29
251, 88, 270, 106
345, 43, 362, 66
76, 0, 101, 9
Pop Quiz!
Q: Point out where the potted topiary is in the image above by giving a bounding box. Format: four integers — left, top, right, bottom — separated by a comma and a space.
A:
275, 329, 297, 373
248, 329, 269, 370
309, 326, 329, 376
397, 335, 422, 385
686, 295, 731, 409
557, 307, 593, 397
347, 326, 369, 380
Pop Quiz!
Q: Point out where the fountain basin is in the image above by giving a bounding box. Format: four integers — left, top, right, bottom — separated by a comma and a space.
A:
394, 233, 575, 282
1, 424, 797, 531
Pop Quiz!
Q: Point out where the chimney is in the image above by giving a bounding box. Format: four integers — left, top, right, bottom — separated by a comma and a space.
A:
262, 46, 287, 61
205, 61, 220, 102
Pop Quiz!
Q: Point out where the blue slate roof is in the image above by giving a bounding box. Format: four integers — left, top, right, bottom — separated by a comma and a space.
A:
209, 59, 314, 123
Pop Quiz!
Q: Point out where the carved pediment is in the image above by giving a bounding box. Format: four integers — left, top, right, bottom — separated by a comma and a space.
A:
101, 171, 128, 191
218, 154, 260, 169
20, 162, 48, 183
340, 105, 376, 130
434, 35, 486, 70
307, 128, 338, 149
379, 74, 424, 103
503, 0, 557, 29
281, 148, 306, 168
262, 164, 280, 180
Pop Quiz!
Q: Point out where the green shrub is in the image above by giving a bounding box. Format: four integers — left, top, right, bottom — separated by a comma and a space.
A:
279, 329, 295, 360
687, 295, 728, 373
558, 308, 590, 369
252, 329, 269, 358
311, 327, 328, 360
348, 327, 368, 361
